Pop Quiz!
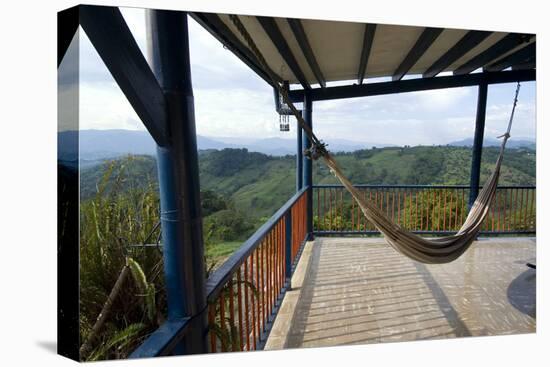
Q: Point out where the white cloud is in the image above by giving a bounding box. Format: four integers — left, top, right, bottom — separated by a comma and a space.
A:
194, 87, 299, 138
485, 101, 536, 138
80, 81, 143, 130
411, 87, 473, 111
76, 9, 536, 146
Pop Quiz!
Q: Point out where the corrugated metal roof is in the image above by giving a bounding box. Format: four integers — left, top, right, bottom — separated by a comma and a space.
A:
193, 13, 535, 89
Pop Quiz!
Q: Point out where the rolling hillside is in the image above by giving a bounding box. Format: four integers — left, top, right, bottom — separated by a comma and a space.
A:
81, 145, 535, 219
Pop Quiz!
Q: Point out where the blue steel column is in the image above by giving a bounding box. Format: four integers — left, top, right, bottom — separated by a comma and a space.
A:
296, 122, 303, 191
147, 10, 208, 354
303, 91, 313, 236
469, 82, 488, 209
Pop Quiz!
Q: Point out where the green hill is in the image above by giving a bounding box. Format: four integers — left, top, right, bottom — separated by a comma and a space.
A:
80, 145, 535, 220
77, 145, 535, 359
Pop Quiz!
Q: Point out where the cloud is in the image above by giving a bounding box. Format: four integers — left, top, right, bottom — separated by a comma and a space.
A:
485, 101, 536, 138
79, 80, 143, 130
194, 87, 286, 137
75, 8, 536, 146
411, 87, 473, 111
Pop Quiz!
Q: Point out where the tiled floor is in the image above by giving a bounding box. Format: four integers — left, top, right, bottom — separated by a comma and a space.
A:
265, 237, 536, 350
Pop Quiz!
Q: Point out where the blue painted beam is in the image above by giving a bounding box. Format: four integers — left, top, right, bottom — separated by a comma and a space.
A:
392, 27, 443, 81
287, 69, 535, 103
303, 91, 313, 235
79, 5, 168, 146
190, 13, 280, 87
484, 43, 536, 72
297, 121, 303, 190
257, 16, 311, 90
512, 58, 535, 71
287, 18, 326, 88
469, 82, 488, 209
454, 33, 533, 75
147, 10, 208, 355
358, 24, 377, 84
423, 30, 492, 78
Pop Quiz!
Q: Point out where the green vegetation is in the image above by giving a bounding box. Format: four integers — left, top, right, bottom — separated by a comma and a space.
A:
79, 158, 164, 360
79, 145, 535, 359
81, 146, 535, 218
79, 157, 252, 360
205, 241, 243, 262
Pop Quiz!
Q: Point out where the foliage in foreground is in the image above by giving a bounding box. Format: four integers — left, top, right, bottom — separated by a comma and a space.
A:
79, 156, 260, 360
78, 145, 536, 359
80, 158, 165, 360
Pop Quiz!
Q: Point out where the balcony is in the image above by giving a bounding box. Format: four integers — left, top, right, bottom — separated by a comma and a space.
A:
131, 184, 536, 356
266, 236, 535, 349
57, 7, 537, 361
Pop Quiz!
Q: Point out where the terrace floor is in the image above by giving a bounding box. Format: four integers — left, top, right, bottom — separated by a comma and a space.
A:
265, 237, 536, 350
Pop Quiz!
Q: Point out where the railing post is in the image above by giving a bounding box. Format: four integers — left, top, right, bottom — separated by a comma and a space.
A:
284, 210, 293, 285
303, 91, 314, 237
296, 122, 303, 191
469, 82, 488, 209
147, 10, 208, 355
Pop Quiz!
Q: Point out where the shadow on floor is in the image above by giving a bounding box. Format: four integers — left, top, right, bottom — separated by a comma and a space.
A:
276, 238, 535, 349
507, 268, 536, 319
285, 240, 469, 348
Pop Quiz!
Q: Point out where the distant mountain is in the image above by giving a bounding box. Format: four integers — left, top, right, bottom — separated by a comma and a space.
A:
58, 129, 234, 164
80, 145, 536, 216
325, 138, 394, 152
448, 137, 535, 149
215, 136, 393, 155
59, 129, 393, 164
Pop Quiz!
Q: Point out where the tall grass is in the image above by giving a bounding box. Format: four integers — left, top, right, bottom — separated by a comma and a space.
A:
80, 157, 165, 360
79, 156, 242, 360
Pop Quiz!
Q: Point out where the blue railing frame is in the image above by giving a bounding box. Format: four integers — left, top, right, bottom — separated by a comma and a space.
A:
131, 183, 535, 357
131, 187, 310, 358
313, 184, 536, 189
312, 184, 536, 236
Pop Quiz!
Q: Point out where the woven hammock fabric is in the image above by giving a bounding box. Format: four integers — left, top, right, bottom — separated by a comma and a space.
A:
322, 139, 506, 264
227, 14, 518, 264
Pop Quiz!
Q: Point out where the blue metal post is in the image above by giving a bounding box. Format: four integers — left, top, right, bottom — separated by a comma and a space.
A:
469, 82, 488, 209
147, 10, 208, 355
284, 211, 292, 284
303, 91, 313, 236
296, 121, 303, 190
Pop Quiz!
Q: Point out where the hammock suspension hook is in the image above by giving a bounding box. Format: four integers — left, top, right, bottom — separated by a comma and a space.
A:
304, 141, 328, 160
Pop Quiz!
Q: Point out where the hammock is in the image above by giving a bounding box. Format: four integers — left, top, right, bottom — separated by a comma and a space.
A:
229, 15, 520, 264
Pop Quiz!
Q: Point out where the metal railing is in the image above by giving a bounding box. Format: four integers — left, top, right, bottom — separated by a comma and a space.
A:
130, 183, 535, 357
205, 188, 307, 352
313, 184, 536, 235
131, 187, 309, 357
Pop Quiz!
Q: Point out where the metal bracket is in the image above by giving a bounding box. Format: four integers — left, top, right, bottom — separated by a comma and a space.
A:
304, 141, 328, 160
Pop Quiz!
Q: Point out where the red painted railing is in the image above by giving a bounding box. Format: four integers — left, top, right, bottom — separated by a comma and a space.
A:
206, 188, 308, 352
291, 192, 308, 263
313, 185, 535, 234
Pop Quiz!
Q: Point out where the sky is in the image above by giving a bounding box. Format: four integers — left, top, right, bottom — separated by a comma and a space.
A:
75, 7, 536, 147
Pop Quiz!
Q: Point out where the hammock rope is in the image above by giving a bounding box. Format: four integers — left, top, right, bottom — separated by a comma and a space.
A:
229, 15, 520, 264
